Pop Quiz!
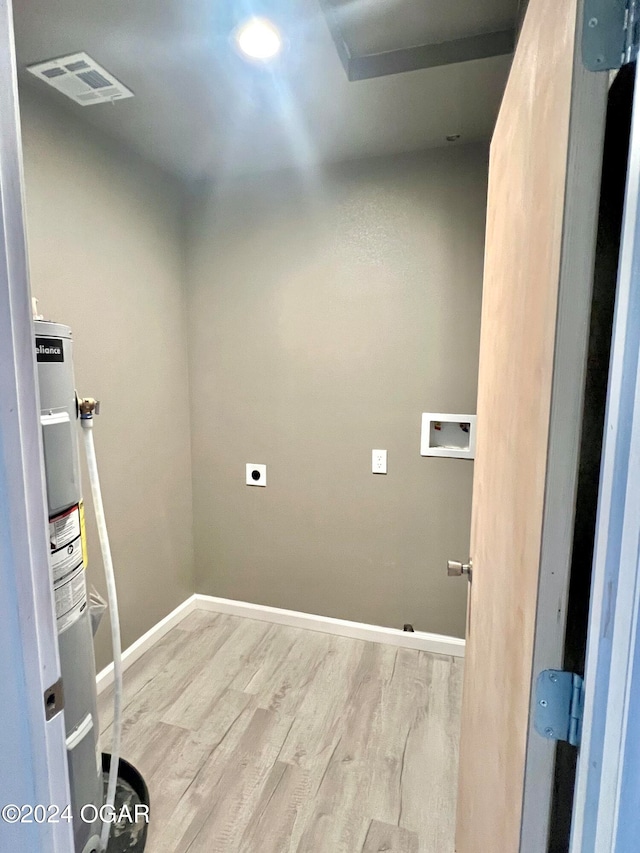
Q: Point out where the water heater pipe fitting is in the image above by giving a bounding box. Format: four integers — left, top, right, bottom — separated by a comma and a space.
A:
78, 397, 100, 419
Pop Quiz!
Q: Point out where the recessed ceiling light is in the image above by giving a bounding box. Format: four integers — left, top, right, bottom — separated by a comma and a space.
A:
234, 18, 282, 61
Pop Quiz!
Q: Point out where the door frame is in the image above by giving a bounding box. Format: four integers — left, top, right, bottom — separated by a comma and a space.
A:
571, 59, 640, 853
519, 4, 608, 849
0, 1, 73, 850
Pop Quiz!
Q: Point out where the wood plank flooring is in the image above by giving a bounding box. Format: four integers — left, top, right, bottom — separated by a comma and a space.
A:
97, 611, 463, 853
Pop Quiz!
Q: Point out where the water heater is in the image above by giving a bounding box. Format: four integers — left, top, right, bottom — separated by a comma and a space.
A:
35, 320, 102, 853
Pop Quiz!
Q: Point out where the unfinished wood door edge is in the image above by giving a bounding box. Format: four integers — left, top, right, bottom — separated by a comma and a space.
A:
96, 594, 465, 693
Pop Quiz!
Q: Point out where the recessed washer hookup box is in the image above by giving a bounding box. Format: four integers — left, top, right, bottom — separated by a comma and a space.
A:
421, 413, 477, 459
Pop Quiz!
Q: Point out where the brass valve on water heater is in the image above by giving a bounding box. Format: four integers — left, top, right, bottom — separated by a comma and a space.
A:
78, 396, 100, 418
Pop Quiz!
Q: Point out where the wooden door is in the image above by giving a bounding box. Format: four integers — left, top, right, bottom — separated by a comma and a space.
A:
455, 1, 607, 851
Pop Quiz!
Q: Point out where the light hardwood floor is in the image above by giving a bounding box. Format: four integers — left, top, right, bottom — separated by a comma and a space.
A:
97, 610, 463, 853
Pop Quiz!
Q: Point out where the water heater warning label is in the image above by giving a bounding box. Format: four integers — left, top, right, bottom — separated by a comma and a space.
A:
55, 570, 88, 634
49, 505, 87, 632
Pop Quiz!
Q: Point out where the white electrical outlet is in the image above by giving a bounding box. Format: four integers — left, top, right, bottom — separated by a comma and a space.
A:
372, 449, 387, 474
246, 463, 267, 486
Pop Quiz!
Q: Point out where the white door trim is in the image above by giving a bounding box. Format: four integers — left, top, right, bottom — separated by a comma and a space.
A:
0, 2, 73, 851
571, 59, 640, 853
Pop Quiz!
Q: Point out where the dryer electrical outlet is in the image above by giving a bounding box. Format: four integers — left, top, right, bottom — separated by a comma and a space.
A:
246, 463, 267, 486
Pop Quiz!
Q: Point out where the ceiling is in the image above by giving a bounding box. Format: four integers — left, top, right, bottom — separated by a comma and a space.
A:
328, 0, 518, 56
12, 0, 518, 183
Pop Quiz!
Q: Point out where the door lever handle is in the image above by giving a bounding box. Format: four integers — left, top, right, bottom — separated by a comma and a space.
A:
447, 559, 472, 581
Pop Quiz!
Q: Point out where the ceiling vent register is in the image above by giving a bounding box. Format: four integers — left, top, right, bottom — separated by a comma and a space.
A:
26, 52, 134, 106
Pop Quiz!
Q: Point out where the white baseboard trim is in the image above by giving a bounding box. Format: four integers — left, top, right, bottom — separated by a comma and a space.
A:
96, 593, 465, 693
95, 595, 198, 694
194, 594, 466, 657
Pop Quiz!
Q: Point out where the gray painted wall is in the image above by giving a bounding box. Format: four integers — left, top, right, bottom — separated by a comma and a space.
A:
20, 90, 194, 670
186, 146, 487, 638
19, 88, 486, 648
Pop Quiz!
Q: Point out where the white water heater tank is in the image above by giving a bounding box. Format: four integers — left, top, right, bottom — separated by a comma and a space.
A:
35, 320, 102, 853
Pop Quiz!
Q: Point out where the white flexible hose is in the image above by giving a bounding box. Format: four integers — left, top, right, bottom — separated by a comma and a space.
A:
81, 420, 122, 853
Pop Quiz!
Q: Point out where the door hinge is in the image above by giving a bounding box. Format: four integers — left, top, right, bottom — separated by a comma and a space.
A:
534, 670, 584, 748
583, 0, 640, 71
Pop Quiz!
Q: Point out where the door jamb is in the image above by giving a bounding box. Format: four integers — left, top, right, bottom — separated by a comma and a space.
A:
519, 4, 608, 850
0, 2, 73, 850
571, 59, 640, 853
